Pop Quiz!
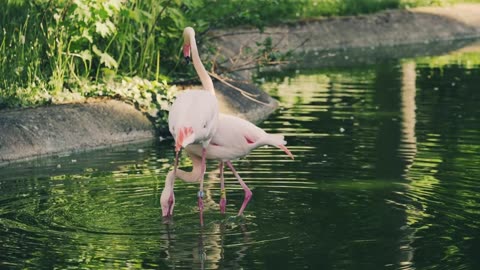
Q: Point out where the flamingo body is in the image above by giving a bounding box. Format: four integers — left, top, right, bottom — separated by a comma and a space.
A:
185, 114, 292, 161
168, 90, 219, 149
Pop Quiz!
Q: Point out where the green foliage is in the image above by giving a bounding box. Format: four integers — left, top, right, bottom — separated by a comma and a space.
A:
185, 0, 305, 30
0, 0, 189, 109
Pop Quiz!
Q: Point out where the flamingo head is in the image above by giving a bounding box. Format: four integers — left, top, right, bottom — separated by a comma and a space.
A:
183, 27, 194, 63
160, 187, 175, 217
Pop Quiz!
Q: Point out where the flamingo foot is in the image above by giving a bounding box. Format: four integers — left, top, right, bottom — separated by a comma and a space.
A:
237, 189, 252, 216
219, 198, 227, 214
198, 190, 204, 226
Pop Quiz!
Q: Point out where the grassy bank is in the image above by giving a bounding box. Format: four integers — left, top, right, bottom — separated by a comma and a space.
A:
1, 0, 479, 119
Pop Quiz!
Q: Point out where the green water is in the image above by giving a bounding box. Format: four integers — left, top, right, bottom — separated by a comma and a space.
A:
1, 47, 480, 269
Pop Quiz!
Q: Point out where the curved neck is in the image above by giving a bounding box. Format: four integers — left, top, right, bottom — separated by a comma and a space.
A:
168, 153, 203, 184
176, 152, 203, 182
164, 171, 176, 191
164, 153, 203, 196
189, 33, 215, 95
164, 168, 199, 191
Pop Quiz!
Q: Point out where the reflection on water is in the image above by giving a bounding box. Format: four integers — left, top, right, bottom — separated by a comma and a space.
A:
1, 46, 480, 269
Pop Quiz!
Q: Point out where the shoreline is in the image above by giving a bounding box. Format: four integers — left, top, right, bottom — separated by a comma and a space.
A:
209, 4, 480, 77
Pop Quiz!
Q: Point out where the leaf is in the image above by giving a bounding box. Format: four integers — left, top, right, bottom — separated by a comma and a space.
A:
105, 20, 116, 34
92, 45, 118, 69
79, 50, 92, 62
95, 22, 111, 37
82, 29, 93, 43
73, 0, 92, 22
107, 0, 124, 11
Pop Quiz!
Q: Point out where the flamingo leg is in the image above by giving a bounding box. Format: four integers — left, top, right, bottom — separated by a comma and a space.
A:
226, 161, 252, 216
198, 147, 207, 226
219, 161, 227, 214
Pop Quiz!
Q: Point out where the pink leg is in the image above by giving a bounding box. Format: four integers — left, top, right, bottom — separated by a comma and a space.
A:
226, 161, 252, 216
219, 161, 227, 214
198, 148, 207, 226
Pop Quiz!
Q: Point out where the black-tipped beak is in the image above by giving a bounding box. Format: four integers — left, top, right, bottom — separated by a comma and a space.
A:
183, 44, 191, 64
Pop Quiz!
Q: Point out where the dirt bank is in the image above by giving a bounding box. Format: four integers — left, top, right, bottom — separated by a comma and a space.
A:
0, 100, 154, 164
209, 4, 480, 74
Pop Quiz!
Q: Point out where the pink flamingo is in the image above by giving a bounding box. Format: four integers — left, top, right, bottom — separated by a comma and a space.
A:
161, 27, 293, 221
167, 27, 219, 225
161, 113, 294, 218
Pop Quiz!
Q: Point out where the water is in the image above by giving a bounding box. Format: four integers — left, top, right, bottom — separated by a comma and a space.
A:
1, 46, 480, 269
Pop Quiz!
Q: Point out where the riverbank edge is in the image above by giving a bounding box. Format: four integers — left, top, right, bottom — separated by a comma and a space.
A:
208, 4, 480, 76
2, 4, 480, 164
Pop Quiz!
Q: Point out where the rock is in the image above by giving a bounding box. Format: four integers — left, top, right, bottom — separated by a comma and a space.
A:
214, 80, 278, 123
208, 4, 480, 76
0, 100, 154, 164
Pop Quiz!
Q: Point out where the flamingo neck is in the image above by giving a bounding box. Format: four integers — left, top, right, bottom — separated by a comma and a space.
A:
178, 161, 203, 182
164, 171, 176, 191
171, 153, 203, 183
189, 33, 215, 96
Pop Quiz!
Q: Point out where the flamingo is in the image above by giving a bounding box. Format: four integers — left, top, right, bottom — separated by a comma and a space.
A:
188, 114, 293, 215
161, 119, 293, 217
167, 27, 219, 225
161, 27, 294, 220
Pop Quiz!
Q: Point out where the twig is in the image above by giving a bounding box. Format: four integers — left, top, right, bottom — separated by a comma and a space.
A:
208, 72, 257, 98
208, 71, 274, 107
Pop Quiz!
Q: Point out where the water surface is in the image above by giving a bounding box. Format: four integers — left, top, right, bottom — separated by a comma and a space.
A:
1, 45, 480, 269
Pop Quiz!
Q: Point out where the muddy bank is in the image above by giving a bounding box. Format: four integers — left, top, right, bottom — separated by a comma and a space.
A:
0, 100, 154, 164
214, 80, 278, 123
209, 4, 480, 75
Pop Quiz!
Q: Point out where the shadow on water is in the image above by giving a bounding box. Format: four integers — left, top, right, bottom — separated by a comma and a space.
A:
1, 40, 480, 269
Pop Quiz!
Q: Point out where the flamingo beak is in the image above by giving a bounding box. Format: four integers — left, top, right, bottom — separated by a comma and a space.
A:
183, 44, 191, 64
278, 144, 294, 160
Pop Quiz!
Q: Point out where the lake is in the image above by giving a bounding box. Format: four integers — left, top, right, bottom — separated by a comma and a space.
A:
1, 41, 480, 269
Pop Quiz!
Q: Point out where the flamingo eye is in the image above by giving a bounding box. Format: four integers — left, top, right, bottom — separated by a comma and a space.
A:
203, 122, 207, 129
